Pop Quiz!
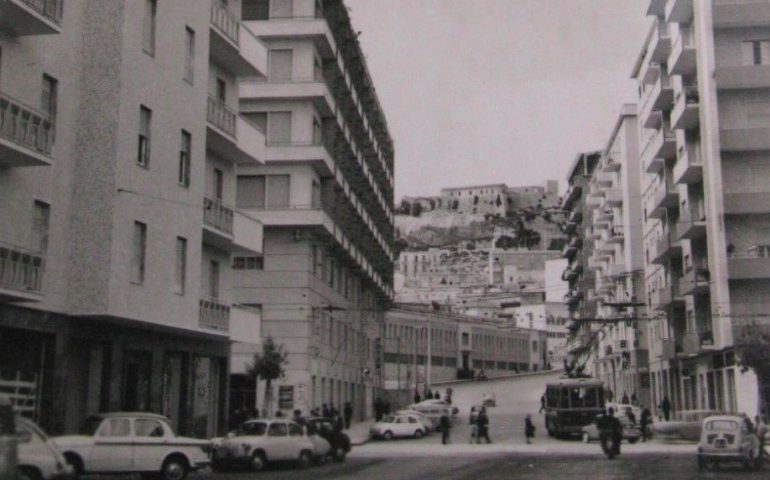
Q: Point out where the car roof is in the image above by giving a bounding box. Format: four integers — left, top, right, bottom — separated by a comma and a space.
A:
704, 415, 746, 422
94, 412, 171, 422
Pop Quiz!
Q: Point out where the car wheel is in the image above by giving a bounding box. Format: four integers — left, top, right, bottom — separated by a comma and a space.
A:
582, 432, 590, 444
383, 430, 393, 440
161, 456, 188, 480
16, 467, 43, 480
315, 453, 329, 465
628, 437, 639, 444
63, 452, 84, 477
251, 451, 267, 472
414, 429, 424, 439
297, 450, 313, 469
333, 447, 347, 463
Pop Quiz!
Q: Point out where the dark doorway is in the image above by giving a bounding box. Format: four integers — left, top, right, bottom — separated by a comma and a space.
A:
123, 350, 153, 411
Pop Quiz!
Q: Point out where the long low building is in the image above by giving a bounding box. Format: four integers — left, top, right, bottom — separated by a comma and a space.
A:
383, 305, 548, 404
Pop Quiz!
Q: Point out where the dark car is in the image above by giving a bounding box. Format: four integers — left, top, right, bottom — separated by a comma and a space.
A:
306, 417, 350, 462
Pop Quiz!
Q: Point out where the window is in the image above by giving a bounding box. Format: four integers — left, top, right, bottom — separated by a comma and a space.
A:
216, 77, 227, 103
312, 117, 322, 145
288, 423, 303, 436
242, 0, 269, 20
132, 222, 147, 284
743, 40, 770, 66
98, 418, 131, 437
41, 74, 58, 119
175, 237, 187, 294
233, 256, 264, 270
184, 27, 195, 83
32, 201, 50, 253
236, 174, 290, 209
267, 175, 290, 207
268, 49, 293, 82
267, 422, 288, 437
134, 419, 164, 437
179, 131, 191, 187
138, 106, 152, 167
267, 112, 291, 144
143, 0, 157, 56
271, 0, 293, 19
245, 112, 267, 134
209, 260, 220, 298
214, 168, 224, 200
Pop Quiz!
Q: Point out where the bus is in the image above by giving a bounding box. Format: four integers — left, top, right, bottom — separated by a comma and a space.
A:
544, 377, 605, 438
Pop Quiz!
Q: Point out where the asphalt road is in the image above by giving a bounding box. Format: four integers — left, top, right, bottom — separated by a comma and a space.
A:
191, 453, 768, 480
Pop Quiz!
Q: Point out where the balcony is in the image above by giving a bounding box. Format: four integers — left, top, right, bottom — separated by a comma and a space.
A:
603, 189, 623, 208
673, 139, 702, 184
640, 72, 673, 129
675, 211, 706, 240
661, 339, 676, 360
0, 0, 62, 36
199, 297, 230, 333
203, 196, 234, 248
0, 91, 54, 167
607, 263, 625, 278
716, 65, 770, 90
641, 124, 676, 174
562, 242, 578, 261
652, 231, 682, 265
671, 85, 700, 130
713, 0, 770, 28
649, 181, 679, 219
646, 0, 667, 17
639, 61, 662, 86
679, 267, 710, 295
209, 1, 267, 76
564, 290, 584, 307
0, 242, 44, 302
562, 185, 582, 210
610, 225, 625, 244
653, 283, 684, 310
240, 76, 336, 117
232, 211, 263, 255
649, 19, 672, 63
728, 246, 770, 280
568, 209, 583, 225
666, 0, 694, 24
206, 97, 265, 164
721, 127, 770, 152
682, 329, 715, 356
630, 348, 649, 371
724, 191, 770, 215
669, 26, 697, 76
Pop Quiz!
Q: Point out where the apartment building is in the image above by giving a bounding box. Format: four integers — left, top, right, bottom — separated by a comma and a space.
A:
231, 0, 395, 420
0, 0, 267, 436
633, 0, 770, 418
383, 306, 548, 403
581, 105, 650, 406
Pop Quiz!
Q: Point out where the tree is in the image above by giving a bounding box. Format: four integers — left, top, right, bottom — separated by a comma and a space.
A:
248, 337, 289, 416
735, 322, 770, 414
495, 235, 517, 249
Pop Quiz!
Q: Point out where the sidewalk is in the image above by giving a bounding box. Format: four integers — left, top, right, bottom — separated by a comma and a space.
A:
347, 419, 374, 446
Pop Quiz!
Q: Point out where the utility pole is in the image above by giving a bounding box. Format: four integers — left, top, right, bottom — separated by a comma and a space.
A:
426, 317, 432, 391
396, 337, 401, 406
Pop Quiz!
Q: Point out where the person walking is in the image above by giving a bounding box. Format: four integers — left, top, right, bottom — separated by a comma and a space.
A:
755, 415, 768, 459
621, 392, 630, 405
640, 406, 652, 442
538, 394, 546, 414
343, 401, 353, 430
469, 407, 478, 444
322, 403, 330, 418
525, 414, 536, 444
661, 396, 672, 422
439, 412, 451, 445
414, 391, 422, 404
477, 407, 492, 444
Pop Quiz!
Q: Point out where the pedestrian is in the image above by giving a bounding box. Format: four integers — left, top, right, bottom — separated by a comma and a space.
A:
440, 412, 451, 445
606, 389, 614, 402
374, 397, 384, 421
477, 406, 492, 444
631, 392, 638, 406
469, 406, 478, 444
427, 390, 434, 400
624, 407, 636, 425
330, 403, 338, 419
538, 394, 546, 414
275, 410, 284, 418
343, 401, 353, 430
293, 409, 307, 427
621, 392, 629, 405
322, 403, 330, 418
525, 414, 536, 444
640, 406, 652, 442
661, 396, 671, 422
755, 415, 768, 459
414, 391, 422, 404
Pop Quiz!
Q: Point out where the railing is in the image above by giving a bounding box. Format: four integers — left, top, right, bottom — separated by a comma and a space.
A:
203, 197, 234, 234
0, 242, 44, 294
20, 0, 63, 24
199, 297, 230, 332
210, 0, 239, 45
207, 96, 236, 137
0, 91, 54, 156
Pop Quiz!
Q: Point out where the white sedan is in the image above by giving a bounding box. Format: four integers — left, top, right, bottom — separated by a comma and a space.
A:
16, 417, 74, 480
53, 413, 210, 480
395, 410, 434, 433
370, 415, 428, 440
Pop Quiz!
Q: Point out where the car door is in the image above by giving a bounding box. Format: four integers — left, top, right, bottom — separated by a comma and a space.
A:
91, 417, 133, 472
132, 418, 168, 472
266, 421, 290, 460
393, 416, 407, 437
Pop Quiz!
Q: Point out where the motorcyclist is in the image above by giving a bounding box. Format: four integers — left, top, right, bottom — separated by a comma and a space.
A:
598, 407, 623, 458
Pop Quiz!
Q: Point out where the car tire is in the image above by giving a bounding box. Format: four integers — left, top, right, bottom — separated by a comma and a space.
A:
16, 466, 43, 480
582, 432, 590, 444
383, 430, 393, 440
251, 451, 267, 472
63, 452, 84, 477
414, 429, 424, 439
160, 456, 188, 480
333, 447, 347, 463
297, 450, 313, 469
628, 437, 639, 444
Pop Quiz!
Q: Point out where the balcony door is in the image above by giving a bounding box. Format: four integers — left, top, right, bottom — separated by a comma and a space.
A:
267, 112, 291, 144
270, 0, 293, 19
268, 50, 293, 82
209, 260, 220, 299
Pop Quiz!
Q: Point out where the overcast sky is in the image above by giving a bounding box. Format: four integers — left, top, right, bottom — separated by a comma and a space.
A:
346, 0, 651, 199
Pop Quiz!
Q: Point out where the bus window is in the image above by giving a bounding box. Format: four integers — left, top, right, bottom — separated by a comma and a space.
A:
560, 388, 569, 408
570, 388, 583, 408
584, 387, 598, 407
546, 388, 559, 408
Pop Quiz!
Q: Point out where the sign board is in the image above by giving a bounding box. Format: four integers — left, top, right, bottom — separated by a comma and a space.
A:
278, 385, 294, 410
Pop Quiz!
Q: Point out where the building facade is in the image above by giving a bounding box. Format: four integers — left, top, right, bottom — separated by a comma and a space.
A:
232, 0, 395, 421
0, 0, 267, 436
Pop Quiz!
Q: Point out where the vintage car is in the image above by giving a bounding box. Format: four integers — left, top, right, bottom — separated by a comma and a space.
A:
394, 410, 434, 433
697, 415, 763, 471
306, 417, 351, 462
16, 417, 74, 480
369, 414, 428, 440
211, 419, 328, 472
53, 412, 210, 480
581, 412, 641, 444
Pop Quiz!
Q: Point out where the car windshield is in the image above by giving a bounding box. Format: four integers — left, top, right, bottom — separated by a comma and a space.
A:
381, 416, 396, 423
80, 416, 104, 436
705, 420, 739, 431
238, 421, 268, 436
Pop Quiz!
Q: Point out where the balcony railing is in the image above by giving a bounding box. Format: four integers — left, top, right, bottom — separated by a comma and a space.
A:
0, 91, 54, 156
0, 242, 44, 294
210, 0, 239, 45
199, 297, 230, 332
207, 96, 237, 137
203, 197, 234, 235
20, 0, 62, 24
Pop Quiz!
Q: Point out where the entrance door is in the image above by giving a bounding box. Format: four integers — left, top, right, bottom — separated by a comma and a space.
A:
123, 350, 153, 412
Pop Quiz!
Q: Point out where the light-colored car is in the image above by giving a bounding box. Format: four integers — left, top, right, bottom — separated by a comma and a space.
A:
370, 415, 427, 440
697, 415, 763, 471
407, 402, 454, 427
16, 417, 74, 480
482, 393, 497, 408
395, 410, 433, 433
53, 412, 210, 480
212, 419, 327, 472
581, 414, 641, 444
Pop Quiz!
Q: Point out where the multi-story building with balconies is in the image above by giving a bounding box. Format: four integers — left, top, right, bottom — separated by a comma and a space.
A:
231, 0, 395, 421
0, 0, 268, 437
634, 0, 770, 419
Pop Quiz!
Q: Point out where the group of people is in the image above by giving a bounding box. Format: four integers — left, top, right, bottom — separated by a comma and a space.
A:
413, 388, 453, 405
230, 401, 356, 431
468, 406, 492, 444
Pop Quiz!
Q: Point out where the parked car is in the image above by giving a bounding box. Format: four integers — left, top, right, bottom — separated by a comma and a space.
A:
53, 412, 210, 480
16, 417, 74, 480
306, 417, 350, 462
394, 410, 434, 433
370, 415, 427, 440
697, 415, 763, 471
581, 413, 641, 444
482, 393, 496, 408
212, 419, 327, 472
0, 398, 16, 480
